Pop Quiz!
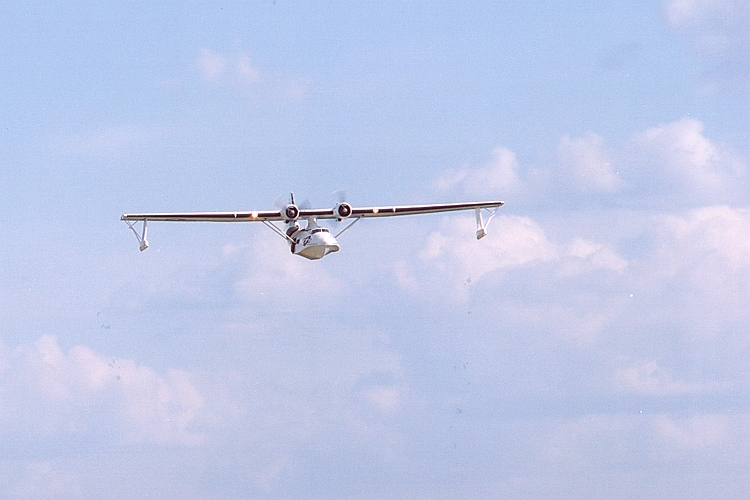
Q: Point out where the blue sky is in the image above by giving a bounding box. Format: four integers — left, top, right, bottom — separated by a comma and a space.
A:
1, 1, 748, 498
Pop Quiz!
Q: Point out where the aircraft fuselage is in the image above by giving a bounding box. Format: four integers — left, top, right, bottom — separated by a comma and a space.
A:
287, 223, 340, 260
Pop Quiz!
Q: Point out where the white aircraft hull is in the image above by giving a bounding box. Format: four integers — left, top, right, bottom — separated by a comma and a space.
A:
293, 230, 340, 260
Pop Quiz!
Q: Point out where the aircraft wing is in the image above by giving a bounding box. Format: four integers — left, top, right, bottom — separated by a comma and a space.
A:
121, 201, 504, 222
121, 210, 284, 222
319, 200, 504, 219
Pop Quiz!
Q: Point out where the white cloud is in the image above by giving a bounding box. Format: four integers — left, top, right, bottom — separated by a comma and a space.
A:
433, 147, 523, 197
361, 385, 403, 413
416, 214, 556, 285
392, 259, 419, 290
559, 238, 628, 276
227, 237, 346, 305
544, 411, 745, 469
4, 462, 82, 500
666, 0, 749, 45
630, 117, 745, 200
616, 360, 718, 395
0, 336, 204, 445
635, 205, 750, 339
195, 47, 309, 102
667, 0, 719, 27
653, 413, 730, 451
543, 413, 636, 468
641, 205, 750, 300
557, 133, 623, 193
197, 48, 259, 86
205, 324, 409, 474
536, 306, 620, 344
658, 204, 750, 271
433, 118, 746, 208
665, 0, 750, 91
235, 54, 261, 85
404, 214, 626, 299
196, 48, 229, 83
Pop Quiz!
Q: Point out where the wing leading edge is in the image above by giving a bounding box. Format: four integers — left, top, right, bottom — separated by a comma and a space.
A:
345, 200, 504, 219
121, 210, 284, 222
120, 201, 504, 222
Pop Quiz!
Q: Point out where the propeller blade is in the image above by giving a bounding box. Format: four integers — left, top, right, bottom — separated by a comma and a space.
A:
332, 189, 347, 203
327, 190, 350, 227
273, 195, 286, 209
274, 192, 302, 209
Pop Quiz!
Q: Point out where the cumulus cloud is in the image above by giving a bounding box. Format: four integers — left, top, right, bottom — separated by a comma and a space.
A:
418, 214, 557, 279
616, 360, 718, 395
361, 385, 404, 413
629, 204, 750, 341
402, 214, 626, 299
630, 117, 745, 202
645, 205, 750, 299
652, 413, 731, 453
561, 237, 628, 276
0, 336, 204, 445
225, 237, 346, 305
665, 0, 750, 49
557, 133, 623, 193
665, 0, 750, 91
204, 324, 410, 487
544, 411, 745, 468
532, 117, 746, 206
196, 47, 310, 102
433, 147, 523, 197
543, 413, 638, 468
68, 117, 745, 494
196, 47, 228, 82
197, 48, 259, 86
436, 117, 746, 209
3, 461, 83, 500
420, 215, 627, 278
658, 204, 750, 270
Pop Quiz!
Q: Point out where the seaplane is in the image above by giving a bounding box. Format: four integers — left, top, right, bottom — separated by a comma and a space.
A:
121, 194, 503, 260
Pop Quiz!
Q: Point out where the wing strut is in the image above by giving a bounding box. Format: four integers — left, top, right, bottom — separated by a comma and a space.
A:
334, 217, 362, 238
262, 221, 295, 243
126, 220, 149, 251
475, 207, 499, 240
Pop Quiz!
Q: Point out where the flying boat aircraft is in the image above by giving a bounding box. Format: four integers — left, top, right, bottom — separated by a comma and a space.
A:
121, 194, 503, 260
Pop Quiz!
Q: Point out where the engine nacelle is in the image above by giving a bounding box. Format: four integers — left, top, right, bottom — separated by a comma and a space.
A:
334, 202, 352, 221
283, 204, 300, 221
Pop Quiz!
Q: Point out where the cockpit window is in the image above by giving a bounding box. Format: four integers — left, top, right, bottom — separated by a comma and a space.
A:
311, 228, 329, 234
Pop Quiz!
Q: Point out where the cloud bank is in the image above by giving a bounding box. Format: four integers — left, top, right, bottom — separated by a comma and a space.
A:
2, 116, 747, 498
